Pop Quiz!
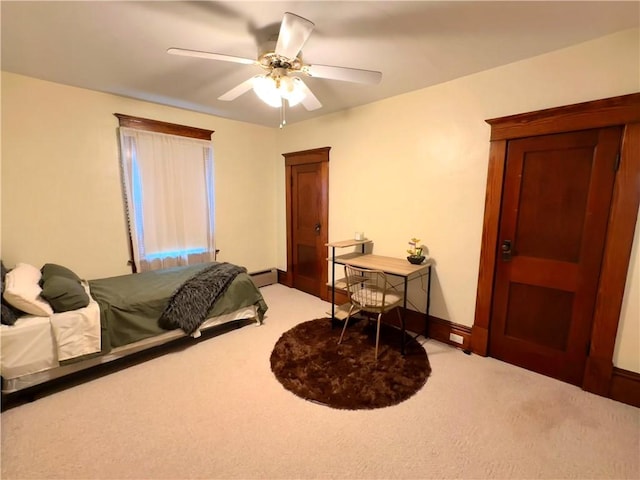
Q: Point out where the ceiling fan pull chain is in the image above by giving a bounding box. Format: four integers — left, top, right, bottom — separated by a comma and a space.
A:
280, 102, 287, 128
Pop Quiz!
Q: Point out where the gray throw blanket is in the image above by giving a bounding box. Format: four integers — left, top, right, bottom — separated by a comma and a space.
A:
158, 262, 247, 335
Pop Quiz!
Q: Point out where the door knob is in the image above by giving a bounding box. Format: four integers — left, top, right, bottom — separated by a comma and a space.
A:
501, 240, 512, 261
314, 223, 321, 233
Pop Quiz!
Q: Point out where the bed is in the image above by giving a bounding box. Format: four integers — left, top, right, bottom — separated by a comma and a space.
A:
0, 261, 268, 394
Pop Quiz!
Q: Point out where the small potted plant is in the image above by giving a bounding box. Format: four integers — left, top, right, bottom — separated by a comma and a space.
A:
407, 237, 426, 265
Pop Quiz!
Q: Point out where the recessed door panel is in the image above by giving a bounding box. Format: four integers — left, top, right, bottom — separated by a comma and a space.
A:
504, 283, 573, 351
515, 148, 592, 263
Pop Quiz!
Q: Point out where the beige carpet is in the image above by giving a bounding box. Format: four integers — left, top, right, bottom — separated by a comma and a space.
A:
1, 284, 638, 479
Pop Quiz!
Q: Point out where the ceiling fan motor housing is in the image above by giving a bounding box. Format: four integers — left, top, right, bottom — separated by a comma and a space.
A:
258, 52, 303, 71
258, 36, 302, 71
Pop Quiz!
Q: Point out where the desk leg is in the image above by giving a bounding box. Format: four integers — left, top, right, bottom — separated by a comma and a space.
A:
331, 246, 336, 325
401, 276, 408, 355
425, 266, 432, 337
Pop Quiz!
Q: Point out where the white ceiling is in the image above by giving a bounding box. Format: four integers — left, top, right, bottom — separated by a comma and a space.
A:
2, 1, 638, 127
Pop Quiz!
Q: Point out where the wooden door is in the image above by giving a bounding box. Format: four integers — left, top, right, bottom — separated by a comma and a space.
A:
284, 147, 329, 298
489, 127, 622, 385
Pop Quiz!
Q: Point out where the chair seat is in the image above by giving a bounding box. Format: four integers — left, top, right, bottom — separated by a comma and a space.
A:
358, 289, 403, 310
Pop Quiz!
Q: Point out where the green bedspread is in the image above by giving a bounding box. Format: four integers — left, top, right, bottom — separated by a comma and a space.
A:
88, 263, 268, 351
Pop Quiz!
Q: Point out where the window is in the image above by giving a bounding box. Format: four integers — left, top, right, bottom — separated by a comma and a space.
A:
115, 114, 215, 272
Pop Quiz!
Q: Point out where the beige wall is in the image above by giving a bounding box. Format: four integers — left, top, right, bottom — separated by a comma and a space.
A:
615, 211, 640, 372
275, 28, 640, 372
1, 73, 278, 279
1, 29, 638, 372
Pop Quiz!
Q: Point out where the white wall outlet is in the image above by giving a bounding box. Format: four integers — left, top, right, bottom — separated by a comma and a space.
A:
449, 333, 464, 344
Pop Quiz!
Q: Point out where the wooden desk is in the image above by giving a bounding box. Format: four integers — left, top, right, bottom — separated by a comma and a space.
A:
334, 253, 432, 277
331, 252, 433, 352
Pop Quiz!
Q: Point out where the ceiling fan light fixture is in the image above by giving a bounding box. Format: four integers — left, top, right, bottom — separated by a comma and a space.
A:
252, 75, 282, 108
283, 77, 306, 107
252, 73, 306, 108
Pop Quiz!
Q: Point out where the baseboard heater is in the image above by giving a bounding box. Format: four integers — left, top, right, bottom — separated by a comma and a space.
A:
249, 268, 278, 288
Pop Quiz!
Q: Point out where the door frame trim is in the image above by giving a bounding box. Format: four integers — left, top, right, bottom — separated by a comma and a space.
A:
471, 93, 640, 396
283, 147, 330, 296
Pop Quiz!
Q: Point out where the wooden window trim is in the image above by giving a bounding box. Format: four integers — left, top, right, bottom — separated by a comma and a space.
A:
114, 113, 214, 140
471, 92, 640, 397
114, 113, 214, 273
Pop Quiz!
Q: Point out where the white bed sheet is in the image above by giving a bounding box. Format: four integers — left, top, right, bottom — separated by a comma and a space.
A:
1, 282, 102, 381
1, 304, 259, 392
50, 284, 101, 362
0, 314, 57, 379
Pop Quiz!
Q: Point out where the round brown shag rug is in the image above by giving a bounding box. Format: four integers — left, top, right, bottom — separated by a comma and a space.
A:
270, 317, 431, 410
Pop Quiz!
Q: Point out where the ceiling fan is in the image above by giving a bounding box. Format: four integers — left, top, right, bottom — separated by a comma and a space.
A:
167, 12, 382, 114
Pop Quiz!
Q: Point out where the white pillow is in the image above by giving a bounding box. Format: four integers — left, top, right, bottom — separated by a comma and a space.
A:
3, 263, 54, 317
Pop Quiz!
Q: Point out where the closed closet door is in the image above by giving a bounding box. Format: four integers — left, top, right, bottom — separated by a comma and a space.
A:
489, 126, 622, 385
284, 147, 330, 299
291, 162, 325, 296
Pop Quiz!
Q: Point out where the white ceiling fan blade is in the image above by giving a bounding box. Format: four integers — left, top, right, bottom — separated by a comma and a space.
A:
218, 76, 258, 101
294, 78, 322, 111
167, 47, 257, 66
303, 64, 382, 85
275, 12, 314, 61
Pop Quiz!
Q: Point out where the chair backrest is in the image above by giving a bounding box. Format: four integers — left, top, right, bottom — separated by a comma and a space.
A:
343, 264, 391, 314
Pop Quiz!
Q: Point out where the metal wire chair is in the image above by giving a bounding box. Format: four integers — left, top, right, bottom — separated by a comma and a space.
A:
338, 264, 404, 360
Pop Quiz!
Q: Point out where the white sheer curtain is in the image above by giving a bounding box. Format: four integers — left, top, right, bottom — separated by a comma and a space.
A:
119, 127, 215, 272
